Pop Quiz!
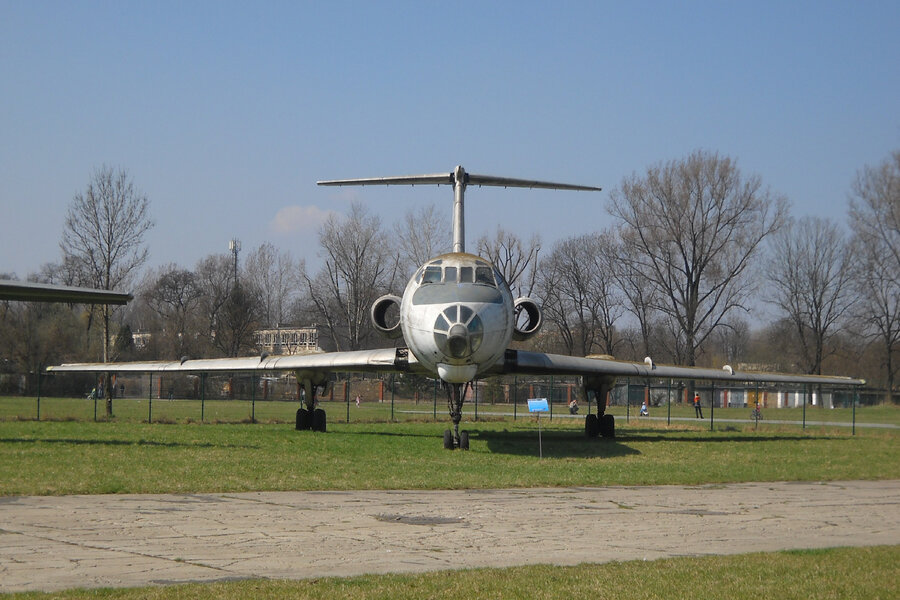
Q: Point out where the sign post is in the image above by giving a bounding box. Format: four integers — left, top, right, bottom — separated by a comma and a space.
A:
527, 398, 549, 459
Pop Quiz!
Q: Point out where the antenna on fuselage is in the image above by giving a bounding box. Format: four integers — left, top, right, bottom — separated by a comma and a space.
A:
317, 166, 602, 253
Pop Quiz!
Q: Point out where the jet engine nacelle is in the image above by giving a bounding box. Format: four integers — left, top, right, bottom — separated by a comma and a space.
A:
371, 295, 403, 339
512, 297, 542, 341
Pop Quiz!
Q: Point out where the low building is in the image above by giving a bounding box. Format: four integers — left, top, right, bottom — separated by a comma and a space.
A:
254, 325, 322, 355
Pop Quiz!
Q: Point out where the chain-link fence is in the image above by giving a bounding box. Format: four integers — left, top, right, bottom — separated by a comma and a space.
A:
1, 371, 891, 434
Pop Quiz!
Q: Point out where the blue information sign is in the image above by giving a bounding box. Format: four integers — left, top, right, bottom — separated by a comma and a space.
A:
527, 398, 549, 413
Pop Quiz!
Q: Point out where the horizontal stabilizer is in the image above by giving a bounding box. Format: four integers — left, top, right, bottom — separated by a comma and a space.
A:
318, 167, 601, 192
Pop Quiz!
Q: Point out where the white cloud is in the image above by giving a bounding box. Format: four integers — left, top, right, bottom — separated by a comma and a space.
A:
269, 205, 333, 235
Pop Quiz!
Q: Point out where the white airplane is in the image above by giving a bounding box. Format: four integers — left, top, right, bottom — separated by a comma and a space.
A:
48, 166, 864, 449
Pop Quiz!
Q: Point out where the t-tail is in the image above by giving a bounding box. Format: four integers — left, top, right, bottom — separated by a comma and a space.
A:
318, 165, 602, 252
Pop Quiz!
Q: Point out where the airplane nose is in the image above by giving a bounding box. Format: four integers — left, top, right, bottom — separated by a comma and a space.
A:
447, 324, 469, 358
434, 304, 484, 360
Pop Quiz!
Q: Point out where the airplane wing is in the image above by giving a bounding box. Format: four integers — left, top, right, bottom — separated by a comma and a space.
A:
47, 348, 421, 375
493, 350, 865, 386
0, 279, 132, 305
48, 346, 864, 387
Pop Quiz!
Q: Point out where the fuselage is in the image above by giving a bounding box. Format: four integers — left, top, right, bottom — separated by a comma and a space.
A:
400, 252, 514, 383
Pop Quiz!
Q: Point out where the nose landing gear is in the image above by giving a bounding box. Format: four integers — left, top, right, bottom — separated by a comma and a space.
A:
442, 381, 472, 449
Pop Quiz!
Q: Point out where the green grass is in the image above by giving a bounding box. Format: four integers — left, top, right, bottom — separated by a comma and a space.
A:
1, 418, 897, 496
4, 546, 898, 599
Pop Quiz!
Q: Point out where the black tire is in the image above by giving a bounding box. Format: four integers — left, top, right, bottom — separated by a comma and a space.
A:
443, 429, 454, 450
600, 414, 615, 438
459, 430, 470, 450
296, 408, 311, 430
585, 414, 600, 438
312, 408, 327, 432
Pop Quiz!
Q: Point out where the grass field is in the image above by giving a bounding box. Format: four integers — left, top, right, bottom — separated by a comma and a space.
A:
4, 546, 898, 599
1, 417, 897, 496
2, 398, 897, 598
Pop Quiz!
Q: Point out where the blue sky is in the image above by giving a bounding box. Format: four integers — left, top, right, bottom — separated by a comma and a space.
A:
2, 1, 898, 279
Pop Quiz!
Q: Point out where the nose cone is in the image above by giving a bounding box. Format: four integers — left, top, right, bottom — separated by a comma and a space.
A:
447, 324, 469, 358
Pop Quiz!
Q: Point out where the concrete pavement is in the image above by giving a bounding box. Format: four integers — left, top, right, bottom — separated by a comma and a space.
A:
2, 480, 898, 593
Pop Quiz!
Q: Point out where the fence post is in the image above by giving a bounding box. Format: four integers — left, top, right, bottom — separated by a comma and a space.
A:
626, 378, 630, 422
667, 379, 671, 426
390, 373, 395, 421
201, 373, 206, 422
433, 378, 437, 421
710, 381, 715, 432
755, 381, 760, 430
803, 384, 808, 430
346, 377, 350, 423
251, 374, 256, 423
549, 376, 554, 422
513, 377, 518, 421
852, 387, 857, 436
36, 365, 41, 421
148, 373, 153, 423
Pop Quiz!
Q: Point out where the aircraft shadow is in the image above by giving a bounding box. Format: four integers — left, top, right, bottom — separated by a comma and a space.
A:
618, 431, 847, 444
478, 429, 640, 459
0, 437, 258, 449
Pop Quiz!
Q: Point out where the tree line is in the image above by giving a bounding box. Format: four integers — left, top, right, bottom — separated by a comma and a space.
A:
1, 151, 897, 403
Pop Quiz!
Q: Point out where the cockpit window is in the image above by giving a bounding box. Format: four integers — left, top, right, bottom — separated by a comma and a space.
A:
459, 266, 474, 283
444, 266, 457, 283
475, 266, 494, 285
422, 266, 442, 284
494, 269, 506, 287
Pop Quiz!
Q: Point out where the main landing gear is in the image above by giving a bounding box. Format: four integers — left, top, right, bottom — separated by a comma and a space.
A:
442, 381, 471, 450
583, 376, 616, 439
295, 375, 328, 432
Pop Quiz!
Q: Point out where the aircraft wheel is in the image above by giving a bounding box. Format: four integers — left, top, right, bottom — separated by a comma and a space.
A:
443, 429, 454, 450
600, 414, 615, 438
585, 414, 600, 438
296, 408, 311, 430
312, 408, 327, 432
459, 430, 470, 450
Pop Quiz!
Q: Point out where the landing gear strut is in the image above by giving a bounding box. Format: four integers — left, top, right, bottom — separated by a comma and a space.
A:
583, 376, 615, 439
442, 381, 471, 449
295, 374, 328, 432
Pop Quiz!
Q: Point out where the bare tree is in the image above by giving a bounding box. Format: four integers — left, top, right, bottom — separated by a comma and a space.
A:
194, 254, 236, 356
302, 203, 400, 351
393, 204, 449, 278
614, 228, 662, 360
61, 166, 153, 415
538, 232, 623, 356
849, 150, 900, 402
713, 315, 750, 365
767, 216, 856, 375
609, 150, 787, 366
244, 243, 297, 328
144, 264, 203, 359
476, 227, 541, 298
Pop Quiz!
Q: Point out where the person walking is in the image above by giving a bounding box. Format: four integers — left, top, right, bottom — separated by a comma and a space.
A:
693, 393, 704, 419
